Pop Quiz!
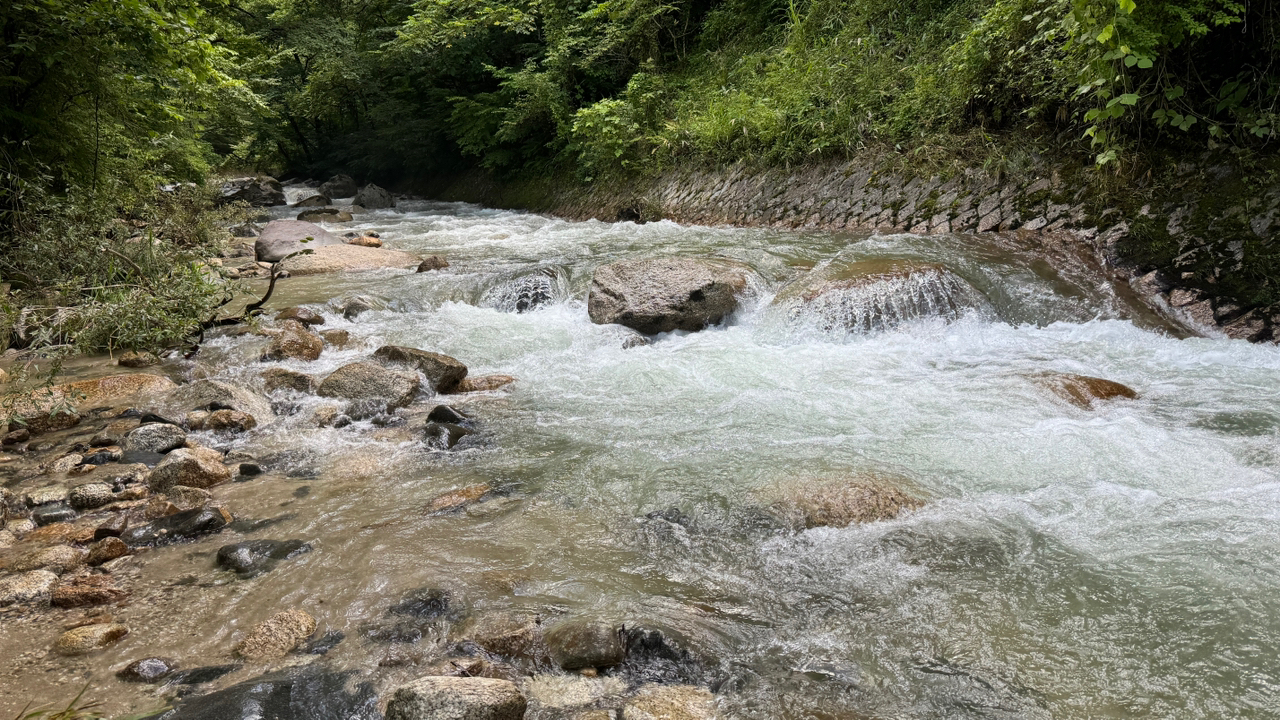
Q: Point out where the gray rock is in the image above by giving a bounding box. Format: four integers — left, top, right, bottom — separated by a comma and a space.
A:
118, 657, 179, 683
0, 569, 59, 606
124, 423, 188, 453
26, 485, 68, 505
155, 667, 378, 720
32, 504, 77, 525
68, 483, 114, 510
424, 422, 472, 450
417, 256, 448, 272
262, 368, 317, 394
205, 409, 257, 433
216, 539, 311, 576
317, 362, 420, 412
276, 306, 326, 326
148, 447, 231, 491
158, 380, 274, 425
340, 296, 377, 320
588, 258, 751, 334
373, 345, 467, 393
544, 620, 625, 670
121, 505, 232, 547
167, 485, 212, 510
293, 194, 331, 208
220, 176, 285, 207
354, 184, 396, 209
254, 220, 343, 263
385, 677, 526, 720
54, 623, 129, 655
319, 174, 358, 198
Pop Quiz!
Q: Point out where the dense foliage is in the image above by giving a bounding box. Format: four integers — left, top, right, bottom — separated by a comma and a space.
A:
1, 0, 1277, 357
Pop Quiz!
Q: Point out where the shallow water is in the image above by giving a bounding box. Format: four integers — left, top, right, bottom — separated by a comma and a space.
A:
3, 193, 1280, 719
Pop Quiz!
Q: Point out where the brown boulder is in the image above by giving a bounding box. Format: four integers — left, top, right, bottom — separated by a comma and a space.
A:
374, 345, 468, 393
235, 608, 317, 660
417, 256, 449, 272
276, 306, 326, 326
51, 574, 128, 607
769, 474, 923, 529
206, 409, 258, 433
588, 258, 752, 334
453, 374, 516, 393
1038, 373, 1138, 409
53, 622, 129, 655
147, 446, 232, 492
264, 319, 323, 362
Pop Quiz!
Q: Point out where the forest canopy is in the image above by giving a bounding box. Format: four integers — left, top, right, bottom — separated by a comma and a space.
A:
0, 0, 1276, 354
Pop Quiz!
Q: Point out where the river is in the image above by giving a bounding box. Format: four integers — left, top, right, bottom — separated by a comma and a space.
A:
3, 191, 1279, 719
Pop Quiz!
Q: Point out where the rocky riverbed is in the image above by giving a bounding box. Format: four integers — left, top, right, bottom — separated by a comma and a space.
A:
1, 182, 1278, 719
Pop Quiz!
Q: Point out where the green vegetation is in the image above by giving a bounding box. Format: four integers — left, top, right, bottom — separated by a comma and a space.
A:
1, 0, 1277, 358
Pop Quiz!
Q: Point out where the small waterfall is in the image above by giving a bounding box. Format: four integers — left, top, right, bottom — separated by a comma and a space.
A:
774, 261, 994, 334
480, 267, 570, 313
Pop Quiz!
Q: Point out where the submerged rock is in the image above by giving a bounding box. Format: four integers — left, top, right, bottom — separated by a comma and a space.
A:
157, 667, 380, 720
453, 374, 516, 394
317, 362, 420, 412
773, 259, 991, 333
623, 684, 717, 720
53, 622, 129, 655
118, 351, 160, 368
121, 506, 232, 546
385, 676, 526, 720
769, 474, 923, 529
216, 539, 311, 576
424, 483, 491, 514
117, 657, 179, 683
297, 207, 354, 224
262, 368, 317, 394
373, 345, 468, 393
236, 609, 318, 660
5, 545, 86, 572
544, 620, 625, 670
1037, 372, 1138, 409
424, 422, 473, 450
388, 587, 454, 620
483, 272, 559, 313
417, 256, 449, 272
465, 612, 545, 663
51, 574, 128, 607
588, 258, 751, 334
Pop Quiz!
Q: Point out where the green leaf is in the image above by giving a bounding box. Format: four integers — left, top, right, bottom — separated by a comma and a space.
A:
1119, 93, 1139, 105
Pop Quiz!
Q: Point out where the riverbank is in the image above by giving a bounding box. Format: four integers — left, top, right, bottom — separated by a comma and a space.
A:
430, 153, 1280, 345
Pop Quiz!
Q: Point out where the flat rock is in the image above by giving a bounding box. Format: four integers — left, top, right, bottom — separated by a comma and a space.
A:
297, 207, 354, 223
148, 447, 231, 491
769, 474, 923, 529
588, 258, 751, 334
293, 194, 331, 208
466, 612, 544, 662
277, 244, 418, 276
3, 374, 175, 432
317, 362, 420, 411
374, 345, 467, 392
255, 220, 342, 263
54, 622, 129, 655
452, 375, 515, 394
236, 609, 317, 660
525, 674, 626, 710
5, 545, 86, 572
0, 570, 59, 606
68, 482, 115, 510
385, 676, 526, 720
425, 483, 491, 514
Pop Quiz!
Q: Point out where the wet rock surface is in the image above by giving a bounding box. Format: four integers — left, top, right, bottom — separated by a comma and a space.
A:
1038, 373, 1138, 408
374, 345, 468, 393
235, 608, 318, 660
317, 362, 421, 412
50, 574, 128, 607
588, 258, 751, 334
216, 539, 311, 576
768, 475, 924, 529
117, 657, 179, 683
0, 569, 59, 606
385, 676, 527, 720
147, 447, 232, 491
544, 620, 626, 670
121, 506, 232, 546
622, 684, 717, 720
153, 667, 380, 720
265, 320, 324, 362
124, 423, 188, 453
53, 622, 129, 655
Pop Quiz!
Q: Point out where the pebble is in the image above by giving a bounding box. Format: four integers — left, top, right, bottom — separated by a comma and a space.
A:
32, 503, 77, 526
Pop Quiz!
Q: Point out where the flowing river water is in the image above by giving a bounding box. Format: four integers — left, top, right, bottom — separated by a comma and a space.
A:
3, 190, 1280, 719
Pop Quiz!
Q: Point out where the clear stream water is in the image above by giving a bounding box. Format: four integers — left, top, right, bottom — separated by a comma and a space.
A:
3, 191, 1280, 719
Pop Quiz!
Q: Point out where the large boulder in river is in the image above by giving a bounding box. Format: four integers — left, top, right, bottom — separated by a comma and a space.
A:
317, 362, 420, 411
254, 220, 343, 263
1036, 372, 1138, 409
297, 207, 353, 224
354, 184, 396, 209
544, 620, 626, 670
292, 194, 330, 208
264, 320, 323, 362
276, 244, 419, 276
767, 474, 923, 529
219, 176, 285, 207
373, 345, 467, 393
386, 676, 527, 720
3, 373, 175, 433
319, 174, 358, 198
588, 258, 752, 334
772, 259, 991, 333
147, 447, 232, 491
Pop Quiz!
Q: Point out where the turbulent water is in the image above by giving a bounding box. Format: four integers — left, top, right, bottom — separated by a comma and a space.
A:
5, 190, 1280, 719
